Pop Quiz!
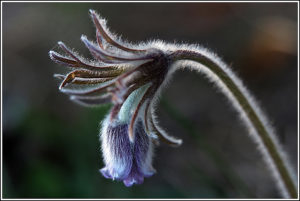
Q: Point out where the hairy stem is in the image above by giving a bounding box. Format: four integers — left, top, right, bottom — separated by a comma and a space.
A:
170, 50, 297, 198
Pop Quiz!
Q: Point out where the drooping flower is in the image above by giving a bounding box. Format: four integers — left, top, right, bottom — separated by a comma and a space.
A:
48, 8, 299, 197
49, 10, 182, 186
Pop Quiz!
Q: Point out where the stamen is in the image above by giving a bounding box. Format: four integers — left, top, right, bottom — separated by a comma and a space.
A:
89, 9, 146, 53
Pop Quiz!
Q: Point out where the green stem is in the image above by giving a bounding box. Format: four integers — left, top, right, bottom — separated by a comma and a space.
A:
170, 50, 297, 198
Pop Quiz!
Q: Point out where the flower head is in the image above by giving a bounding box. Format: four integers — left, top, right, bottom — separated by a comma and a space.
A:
49, 10, 182, 186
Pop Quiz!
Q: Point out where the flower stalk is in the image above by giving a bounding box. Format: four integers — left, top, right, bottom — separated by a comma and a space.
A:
169, 50, 297, 198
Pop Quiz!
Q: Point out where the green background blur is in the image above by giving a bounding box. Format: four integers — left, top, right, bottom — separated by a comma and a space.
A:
2, 2, 298, 198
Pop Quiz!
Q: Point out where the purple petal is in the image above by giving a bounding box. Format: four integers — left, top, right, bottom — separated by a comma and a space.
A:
101, 120, 133, 180
134, 121, 156, 177
100, 117, 156, 186
100, 167, 112, 179
123, 160, 145, 187
123, 175, 144, 187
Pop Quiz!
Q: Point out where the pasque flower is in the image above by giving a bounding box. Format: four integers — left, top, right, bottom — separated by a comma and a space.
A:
50, 10, 296, 197
49, 10, 182, 186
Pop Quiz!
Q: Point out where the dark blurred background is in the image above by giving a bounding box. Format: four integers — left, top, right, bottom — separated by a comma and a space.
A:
2, 2, 298, 198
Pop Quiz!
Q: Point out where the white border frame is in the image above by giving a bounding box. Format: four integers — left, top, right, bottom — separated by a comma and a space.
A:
1, 1, 299, 200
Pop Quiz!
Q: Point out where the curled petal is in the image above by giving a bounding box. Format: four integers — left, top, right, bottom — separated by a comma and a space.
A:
59, 80, 115, 96
49, 49, 117, 71
89, 9, 145, 53
55, 74, 114, 87
96, 30, 105, 50
59, 69, 120, 89
57, 41, 111, 69
150, 114, 183, 147
66, 77, 114, 85
70, 94, 112, 107
49, 51, 79, 67
53, 74, 65, 80
58, 41, 83, 64
81, 35, 150, 63
81, 35, 122, 64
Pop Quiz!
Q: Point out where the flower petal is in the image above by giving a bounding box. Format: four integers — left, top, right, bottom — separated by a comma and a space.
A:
99, 167, 113, 179
134, 121, 156, 177
100, 117, 133, 180
123, 161, 145, 187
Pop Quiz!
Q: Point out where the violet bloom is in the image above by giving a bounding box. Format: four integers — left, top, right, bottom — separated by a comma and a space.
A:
100, 119, 155, 186
49, 10, 182, 186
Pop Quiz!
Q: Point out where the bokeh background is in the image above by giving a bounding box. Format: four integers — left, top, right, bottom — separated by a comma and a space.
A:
2, 2, 298, 198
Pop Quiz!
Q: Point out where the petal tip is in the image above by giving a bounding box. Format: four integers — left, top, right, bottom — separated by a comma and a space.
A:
99, 168, 112, 179
49, 50, 54, 55
177, 139, 183, 145
53, 74, 64, 79
171, 139, 183, 147
89, 9, 96, 15
80, 34, 87, 41
49, 50, 55, 59
123, 176, 144, 187
57, 41, 64, 46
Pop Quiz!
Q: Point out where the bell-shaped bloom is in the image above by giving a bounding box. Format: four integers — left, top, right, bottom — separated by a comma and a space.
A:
100, 117, 155, 186
49, 10, 182, 186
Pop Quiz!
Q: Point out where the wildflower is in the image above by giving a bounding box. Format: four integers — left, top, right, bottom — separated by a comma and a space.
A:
50, 10, 296, 197
49, 10, 182, 186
